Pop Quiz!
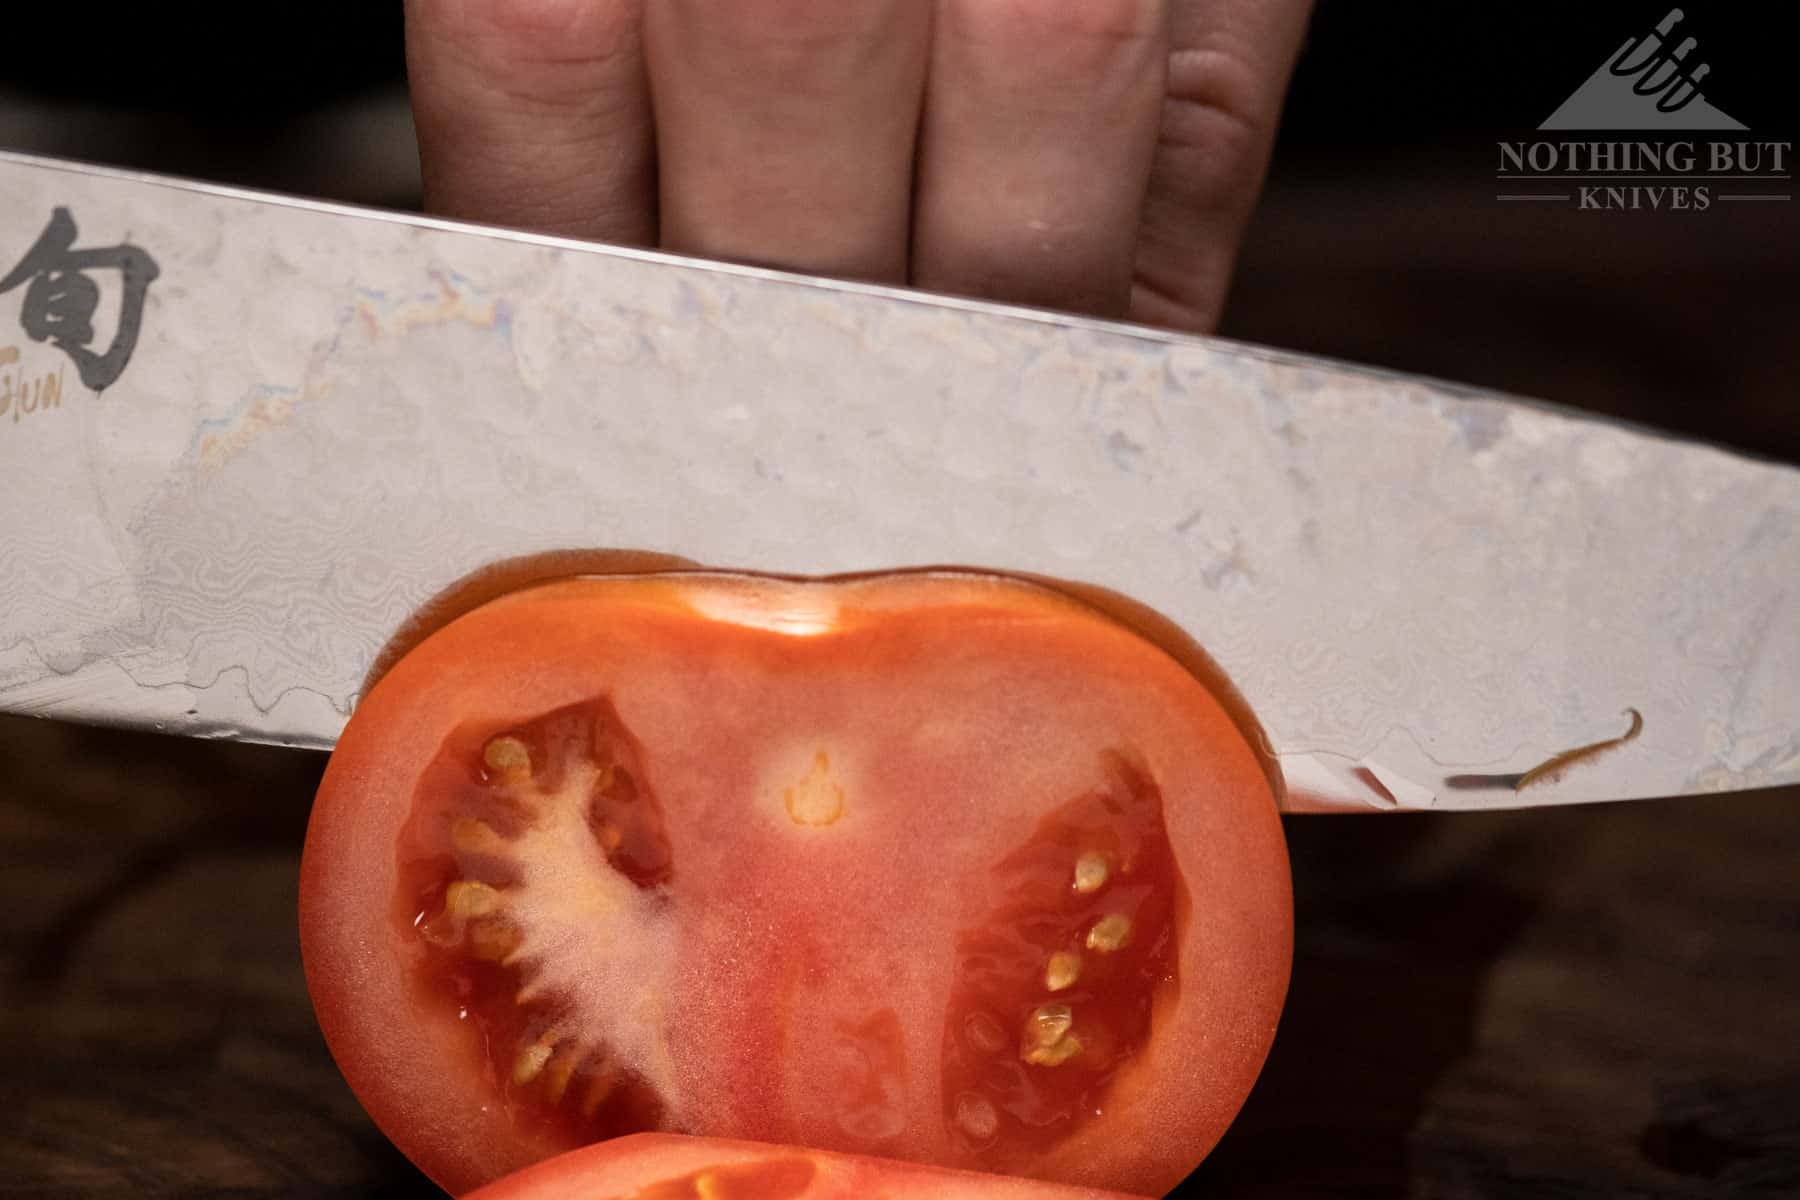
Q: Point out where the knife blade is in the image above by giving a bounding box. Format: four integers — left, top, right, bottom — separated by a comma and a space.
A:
0, 150, 1794, 813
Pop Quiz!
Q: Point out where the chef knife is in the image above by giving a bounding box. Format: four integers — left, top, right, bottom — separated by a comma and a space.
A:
0, 150, 1794, 813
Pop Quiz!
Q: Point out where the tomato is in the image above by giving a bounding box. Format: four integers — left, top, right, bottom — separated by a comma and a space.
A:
299, 571, 1291, 1196
465, 1133, 1154, 1199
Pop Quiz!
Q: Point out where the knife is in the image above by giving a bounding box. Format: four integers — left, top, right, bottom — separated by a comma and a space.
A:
1, 149, 1794, 814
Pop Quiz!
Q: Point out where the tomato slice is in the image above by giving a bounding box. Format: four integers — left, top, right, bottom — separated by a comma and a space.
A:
465, 1133, 1155, 1199
299, 571, 1291, 1196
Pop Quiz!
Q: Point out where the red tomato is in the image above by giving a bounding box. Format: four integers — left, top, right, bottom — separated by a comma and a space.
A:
299, 572, 1291, 1196
465, 1133, 1154, 1199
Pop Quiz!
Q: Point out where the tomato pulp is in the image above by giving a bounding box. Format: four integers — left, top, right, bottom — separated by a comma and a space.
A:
299, 572, 1292, 1195
465, 1133, 1156, 1199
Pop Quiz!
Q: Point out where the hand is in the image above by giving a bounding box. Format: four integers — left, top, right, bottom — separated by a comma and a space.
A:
404, 0, 1313, 332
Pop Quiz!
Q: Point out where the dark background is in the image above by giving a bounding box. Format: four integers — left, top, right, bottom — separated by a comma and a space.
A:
2, 2, 1796, 1197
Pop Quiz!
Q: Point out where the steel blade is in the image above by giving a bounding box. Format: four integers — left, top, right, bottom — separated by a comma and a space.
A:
0, 151, 1794, 812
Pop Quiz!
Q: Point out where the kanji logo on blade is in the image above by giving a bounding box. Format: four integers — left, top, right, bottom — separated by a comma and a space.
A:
0, 206, 160, 391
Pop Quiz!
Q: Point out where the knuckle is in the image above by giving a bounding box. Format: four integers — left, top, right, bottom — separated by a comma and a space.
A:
963, 0, 1166, 53
1163, 41, 1277, 158
1159, 48, 1274, 180
1136, 40, 1285, 334
424, 0, 643, 113
687, 0, 913, 56
455, 0, 640, 71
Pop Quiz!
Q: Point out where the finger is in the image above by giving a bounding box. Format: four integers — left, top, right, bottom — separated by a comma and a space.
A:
405, 0, 655, 244
643, 1, 931, 282
911, 0, 1169, 317
1130, 0, 1314, 332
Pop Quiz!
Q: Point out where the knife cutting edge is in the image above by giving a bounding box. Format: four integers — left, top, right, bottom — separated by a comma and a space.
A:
0, 149, 1795, 813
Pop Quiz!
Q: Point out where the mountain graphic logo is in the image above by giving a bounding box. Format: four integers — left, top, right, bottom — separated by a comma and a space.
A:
1541, 8, 1747, 130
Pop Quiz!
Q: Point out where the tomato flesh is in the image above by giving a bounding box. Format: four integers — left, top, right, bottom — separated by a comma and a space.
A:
401, 702, 1180, 1165
464, 1133, 1154, 1199
631, 1155, 816, 1200
300, 572, 1292, 1195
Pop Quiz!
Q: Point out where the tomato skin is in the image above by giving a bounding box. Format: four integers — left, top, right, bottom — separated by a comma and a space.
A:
465, 1134, 1155, 1199
299, 572, 1292, 1196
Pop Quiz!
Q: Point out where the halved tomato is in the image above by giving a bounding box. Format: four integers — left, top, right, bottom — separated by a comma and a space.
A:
299, 571, 1291, 1196
466, 1133, 1153, 1198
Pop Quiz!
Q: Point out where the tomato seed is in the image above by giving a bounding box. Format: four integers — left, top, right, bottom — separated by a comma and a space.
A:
954, 1093, 999, 1142
451, 817, 510, 856
541, 1044, 584, 1104
1023, 1033, 1084, 1068
467, 919, 522, 962
964, 1011, 1009, 1055
446, 879, 503, 920
513, 1038, 555, 1085
1044, 951, 1082, 992
1072, 851, 1110, 894
1086, 914, 1132, 953
483, 735, 532, 778
1027, 1003, 1074, 1047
